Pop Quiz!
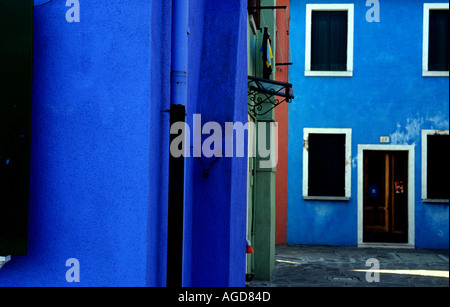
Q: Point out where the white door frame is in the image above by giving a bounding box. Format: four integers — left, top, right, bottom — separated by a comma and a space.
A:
357, 145, 415, 248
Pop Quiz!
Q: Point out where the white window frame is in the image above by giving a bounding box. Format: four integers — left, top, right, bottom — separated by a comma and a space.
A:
422, 3, 449, 77
303, 128, 352, 200
421, 129, 449, 203
305, 3, 354, 77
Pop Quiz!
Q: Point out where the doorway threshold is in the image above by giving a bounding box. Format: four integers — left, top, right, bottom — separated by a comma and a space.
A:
358, 243, 415, 249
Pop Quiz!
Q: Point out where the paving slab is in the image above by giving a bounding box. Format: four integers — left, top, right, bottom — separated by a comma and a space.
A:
247, 245, 449, 287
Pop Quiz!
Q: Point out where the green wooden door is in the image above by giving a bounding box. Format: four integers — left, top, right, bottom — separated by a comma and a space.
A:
0, 0, 33, 256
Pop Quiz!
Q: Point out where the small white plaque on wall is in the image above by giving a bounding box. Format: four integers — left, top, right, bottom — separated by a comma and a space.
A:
380, 136, 390, 143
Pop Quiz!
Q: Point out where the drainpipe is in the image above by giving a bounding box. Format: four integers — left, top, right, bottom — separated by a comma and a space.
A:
167, 0, 188, 288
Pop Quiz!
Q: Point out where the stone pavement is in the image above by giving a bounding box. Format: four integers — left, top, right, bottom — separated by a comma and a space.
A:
247, 245, 449, 287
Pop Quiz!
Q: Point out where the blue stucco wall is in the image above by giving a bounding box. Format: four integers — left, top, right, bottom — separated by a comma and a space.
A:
184, 0, 248, 287
0, 0, 248, 286
288, 0, 449, 249
0, 0, 172, 286
0, 0, 170, 286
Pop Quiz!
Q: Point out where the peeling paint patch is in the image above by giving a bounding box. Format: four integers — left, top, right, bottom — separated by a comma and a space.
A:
352, 156, 358, 169
390, 115, 449, 145
390, 118, 423, 145
426, 114, 449, 130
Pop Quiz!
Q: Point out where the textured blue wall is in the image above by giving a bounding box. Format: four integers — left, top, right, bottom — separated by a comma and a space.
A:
288, 0, 449, 249
0, 0, 248, 286
184, 0, 248, 287
0, 0, 171, 286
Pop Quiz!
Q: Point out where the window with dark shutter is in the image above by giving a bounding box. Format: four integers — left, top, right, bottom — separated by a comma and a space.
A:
0, 0, 33, 256
308, 134, 346, 197
311, 11, 348, 72
427, 134, 450, 200
428, 9, 449, 72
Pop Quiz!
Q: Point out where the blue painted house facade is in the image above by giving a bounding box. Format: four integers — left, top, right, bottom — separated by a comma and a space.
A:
288, 0, 449, 249
0, 0, 248, 287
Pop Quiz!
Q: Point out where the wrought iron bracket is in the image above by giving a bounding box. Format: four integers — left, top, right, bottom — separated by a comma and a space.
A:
248, 6, 287, 11
248, 76, 294, 117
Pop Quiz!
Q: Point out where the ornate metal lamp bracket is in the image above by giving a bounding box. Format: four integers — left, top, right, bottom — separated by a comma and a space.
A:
248, 76, 294, 117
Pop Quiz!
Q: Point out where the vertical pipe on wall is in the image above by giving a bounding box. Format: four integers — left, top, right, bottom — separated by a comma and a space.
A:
167, 0, 188, 288
171, 0, 189, 108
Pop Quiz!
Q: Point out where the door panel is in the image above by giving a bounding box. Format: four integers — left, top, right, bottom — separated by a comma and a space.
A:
363, 151, 408, 243
363, 152, 388, 232
391, 152, 408, 238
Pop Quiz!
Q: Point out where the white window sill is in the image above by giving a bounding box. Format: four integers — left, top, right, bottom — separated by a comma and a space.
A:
422, 71, 449, 77
304, 196, 351, 201
423, 198, 449, 204
305, 70, 353, 77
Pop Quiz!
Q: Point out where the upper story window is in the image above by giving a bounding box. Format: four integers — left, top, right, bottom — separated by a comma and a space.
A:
305, 4, 354, 77
423, 3, 449, 77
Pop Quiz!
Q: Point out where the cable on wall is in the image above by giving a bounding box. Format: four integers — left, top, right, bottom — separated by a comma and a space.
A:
34, 0, 55, 7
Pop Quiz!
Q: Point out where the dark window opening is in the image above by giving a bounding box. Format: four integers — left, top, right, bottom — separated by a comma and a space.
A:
0, 0, 33, 256
308, 134, 346, 197
428, 9, 449, 71
311, 11, 348, 71
427, 134, 450, 199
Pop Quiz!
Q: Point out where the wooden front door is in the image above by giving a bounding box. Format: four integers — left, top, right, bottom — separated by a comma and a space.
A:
363, 151, 408, 243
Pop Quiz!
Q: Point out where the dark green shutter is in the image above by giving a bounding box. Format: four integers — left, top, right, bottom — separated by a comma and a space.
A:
0, 0, 33, 256
428, 10, 449, 72
308, 134, 346, 197
311, 11, 330, 71
311, 11, 348, 71
427, 135, 449, 199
